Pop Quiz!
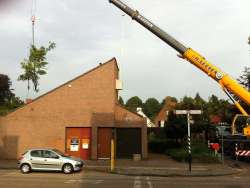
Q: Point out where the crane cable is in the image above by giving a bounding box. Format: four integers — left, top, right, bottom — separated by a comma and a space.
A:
31, 0, 36, 46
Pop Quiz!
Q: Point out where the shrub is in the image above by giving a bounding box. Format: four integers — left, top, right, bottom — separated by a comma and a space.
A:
148, 136, 181, 153
165, 142, 220, 163
165, 148, 187, 162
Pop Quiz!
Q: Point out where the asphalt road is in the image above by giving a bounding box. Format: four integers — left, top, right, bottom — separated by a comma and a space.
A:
0, 167, 250, 188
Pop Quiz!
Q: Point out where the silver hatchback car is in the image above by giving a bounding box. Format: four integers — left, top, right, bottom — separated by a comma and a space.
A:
18, 148, 84, 174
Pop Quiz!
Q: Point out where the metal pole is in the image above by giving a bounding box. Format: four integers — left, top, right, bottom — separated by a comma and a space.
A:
221, 125, 224, 165
235, 143, 238, 162
187, 112, 192, 172
111, 128, 115, 172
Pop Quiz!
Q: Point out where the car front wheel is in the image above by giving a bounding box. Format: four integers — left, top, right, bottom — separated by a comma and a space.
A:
20, 164, 31, 174
62, 164, 73, 174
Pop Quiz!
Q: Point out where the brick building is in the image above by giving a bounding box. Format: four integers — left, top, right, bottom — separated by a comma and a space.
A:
0, 58, 147, 160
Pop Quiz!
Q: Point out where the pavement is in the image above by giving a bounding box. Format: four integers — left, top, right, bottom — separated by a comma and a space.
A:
0, 154, 242, 177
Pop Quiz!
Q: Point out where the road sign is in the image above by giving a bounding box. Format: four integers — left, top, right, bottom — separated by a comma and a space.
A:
175, 110, 202, 115
189, 110, 202, 114
175, 110, 188, 114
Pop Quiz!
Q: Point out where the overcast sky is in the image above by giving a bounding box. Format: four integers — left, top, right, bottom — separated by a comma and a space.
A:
0, 0, 250, 103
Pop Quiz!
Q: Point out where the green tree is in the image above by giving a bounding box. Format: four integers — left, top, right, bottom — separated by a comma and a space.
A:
0, 74, 24, 115
0, 74, 13, 105
207, 95, 220, 112
207, 95, 234, 123
177, 96, 196, 110
165, 111, 187, 143
18, 42, 56, 92
194, 93, 206, 108
125, 96, 143, 112
143, 98, 161, 120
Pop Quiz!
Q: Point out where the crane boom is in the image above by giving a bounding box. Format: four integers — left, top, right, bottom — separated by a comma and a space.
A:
109, 0, 250, 115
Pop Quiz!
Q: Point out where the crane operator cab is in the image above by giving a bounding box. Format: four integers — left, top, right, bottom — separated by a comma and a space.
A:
232, 115, 250, 137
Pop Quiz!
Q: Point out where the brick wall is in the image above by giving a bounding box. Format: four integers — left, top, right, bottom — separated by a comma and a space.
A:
0, 58, 118, 159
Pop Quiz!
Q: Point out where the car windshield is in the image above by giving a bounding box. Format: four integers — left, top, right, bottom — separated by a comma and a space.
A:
52, 149, 68, 157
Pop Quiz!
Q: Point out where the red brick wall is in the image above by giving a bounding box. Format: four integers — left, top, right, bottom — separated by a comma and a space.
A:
0, 58, 118, 159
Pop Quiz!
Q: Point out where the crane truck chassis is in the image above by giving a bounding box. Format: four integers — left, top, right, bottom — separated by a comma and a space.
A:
109, 0, 250, 158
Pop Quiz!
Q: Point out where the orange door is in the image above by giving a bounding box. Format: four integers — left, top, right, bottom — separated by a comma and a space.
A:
66, 128, 91, 160
98, 128, 112, 159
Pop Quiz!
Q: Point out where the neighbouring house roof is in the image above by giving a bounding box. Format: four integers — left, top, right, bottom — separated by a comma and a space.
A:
154, 96, 177, 125
90, 105, 146, 127
115, 105, 146, 127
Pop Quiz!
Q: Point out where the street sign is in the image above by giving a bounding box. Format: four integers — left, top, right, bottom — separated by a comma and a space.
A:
189, 110, 202, 114
175, 110, 188, 114
175, 110, 202, 115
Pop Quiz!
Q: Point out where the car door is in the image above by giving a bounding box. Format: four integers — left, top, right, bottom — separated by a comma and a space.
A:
41, 150, 62, 170
30, 150, 45, 169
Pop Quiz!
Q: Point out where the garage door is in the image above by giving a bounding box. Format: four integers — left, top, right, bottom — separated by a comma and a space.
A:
116, 128, 141, 158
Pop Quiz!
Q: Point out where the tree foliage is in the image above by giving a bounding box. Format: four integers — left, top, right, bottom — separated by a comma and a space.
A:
165, 111, 187, 143
125, 96, 143, 112
0, 74, 24, 115
18, 42, 56, 92
175, 93, 234, 124
143, 98, 161, 120
0, 74, 13, 105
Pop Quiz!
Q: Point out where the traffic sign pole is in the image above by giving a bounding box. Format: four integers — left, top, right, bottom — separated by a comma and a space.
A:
175, 110, 202, 173
187, 112, 192, 172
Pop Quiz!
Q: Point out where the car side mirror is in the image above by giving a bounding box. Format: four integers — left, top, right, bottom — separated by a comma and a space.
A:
53, 156, 59, 159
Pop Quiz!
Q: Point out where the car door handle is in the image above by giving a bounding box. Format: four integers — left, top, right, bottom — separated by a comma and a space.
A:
30, 158, 32, 160
44, 159, 47, 161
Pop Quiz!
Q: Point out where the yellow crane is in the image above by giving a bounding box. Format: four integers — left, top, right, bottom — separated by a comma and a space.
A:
109, 0, 250, 137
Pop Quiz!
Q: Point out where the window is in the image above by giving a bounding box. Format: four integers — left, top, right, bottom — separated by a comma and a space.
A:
52, 149, 67, 157
30, 150, 42, 157
42, 150, 59, 159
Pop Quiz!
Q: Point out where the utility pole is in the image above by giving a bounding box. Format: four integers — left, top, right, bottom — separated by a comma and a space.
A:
175, 110, 202, 172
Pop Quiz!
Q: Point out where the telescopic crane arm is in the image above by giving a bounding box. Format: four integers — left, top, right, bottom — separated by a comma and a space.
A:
109, 0, 250, 115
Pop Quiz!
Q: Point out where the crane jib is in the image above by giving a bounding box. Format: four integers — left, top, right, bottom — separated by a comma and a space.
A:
109, 0, 250, 111
109, 0, 187, 54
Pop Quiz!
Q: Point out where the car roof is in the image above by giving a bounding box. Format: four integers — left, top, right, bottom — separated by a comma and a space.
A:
27, 148, 56, 151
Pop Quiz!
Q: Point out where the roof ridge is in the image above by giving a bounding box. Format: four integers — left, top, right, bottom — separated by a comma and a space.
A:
4, 57, 118, 117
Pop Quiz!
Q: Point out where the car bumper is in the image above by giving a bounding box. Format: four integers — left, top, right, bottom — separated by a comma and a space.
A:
74, 163, 84, 171
17, 162, 21, 168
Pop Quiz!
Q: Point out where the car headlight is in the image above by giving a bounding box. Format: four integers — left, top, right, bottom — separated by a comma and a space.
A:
76, 161, 84, 166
